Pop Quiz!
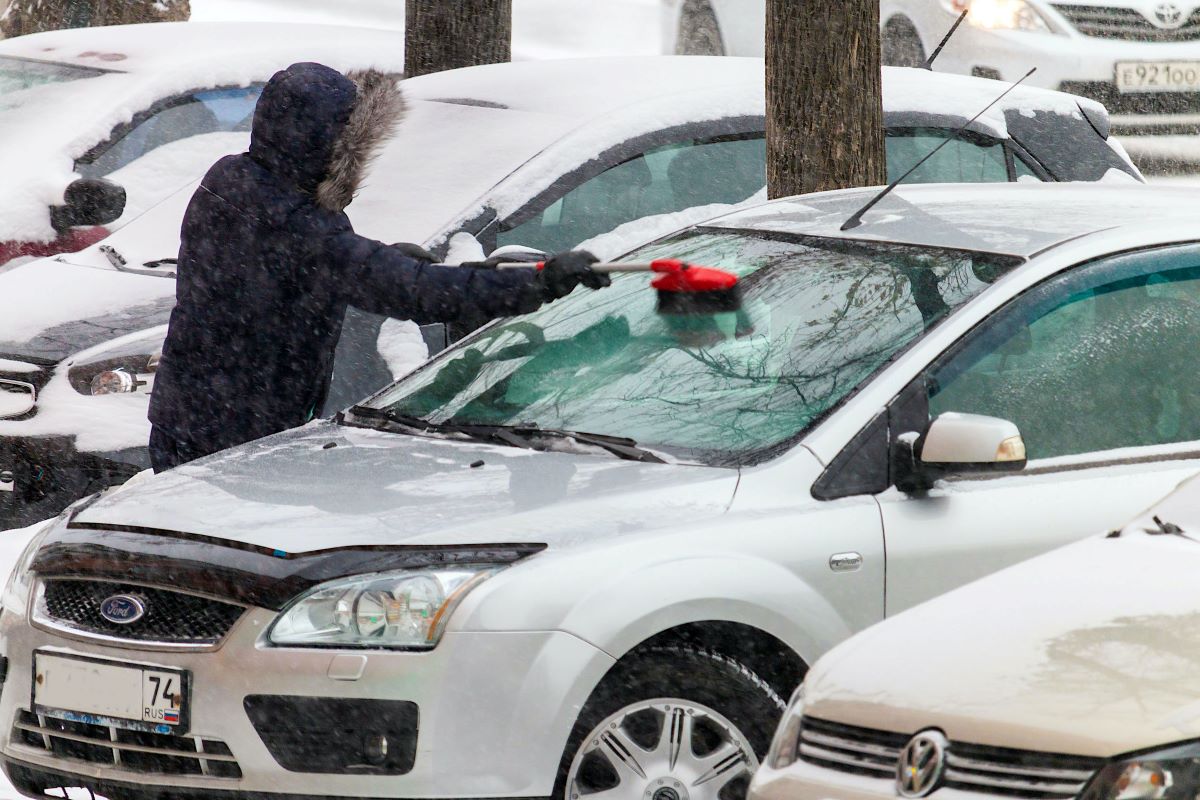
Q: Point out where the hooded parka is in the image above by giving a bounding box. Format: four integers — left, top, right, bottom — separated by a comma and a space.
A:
149, 62, 541, 463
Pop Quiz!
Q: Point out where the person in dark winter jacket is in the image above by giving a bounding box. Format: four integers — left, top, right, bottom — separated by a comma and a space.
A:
147, 62, 608, 472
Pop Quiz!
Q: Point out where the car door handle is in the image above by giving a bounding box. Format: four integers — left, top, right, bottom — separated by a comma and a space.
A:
829, 552, 863, 573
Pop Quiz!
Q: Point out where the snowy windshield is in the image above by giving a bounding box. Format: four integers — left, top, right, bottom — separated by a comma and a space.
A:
369, 231, 1022, 465
0, 56, 109, 112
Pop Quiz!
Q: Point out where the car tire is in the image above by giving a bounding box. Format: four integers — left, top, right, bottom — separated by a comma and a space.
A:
882, 16, 926, 68
676, 0, 726, 56
554, 646, 785, 800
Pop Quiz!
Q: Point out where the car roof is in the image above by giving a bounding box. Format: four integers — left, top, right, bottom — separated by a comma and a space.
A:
351, 58, 1114, 244
0, 20, 406, 75
703, 182, 1200, 258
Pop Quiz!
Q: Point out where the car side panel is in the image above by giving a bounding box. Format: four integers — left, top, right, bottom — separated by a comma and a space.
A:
457, 448, 885, 670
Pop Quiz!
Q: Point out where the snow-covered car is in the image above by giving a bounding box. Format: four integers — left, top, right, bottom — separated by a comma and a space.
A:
750, 472, 1200, 800
0, 58, 1143, 527
664, 0, 1200, 136
0, 20, 406, 265
8, 181, 1200, 800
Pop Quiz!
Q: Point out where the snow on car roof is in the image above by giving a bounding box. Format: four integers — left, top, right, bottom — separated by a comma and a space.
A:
707, 182, 1200, 257
350, 58, 1109, 245
0, 22, 406, 243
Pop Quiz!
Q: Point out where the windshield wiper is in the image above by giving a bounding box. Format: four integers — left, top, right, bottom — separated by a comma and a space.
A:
98, 244, 177, 279
341, 404, 440, 433
445, 421, 666, 464
343, 406, 665, 464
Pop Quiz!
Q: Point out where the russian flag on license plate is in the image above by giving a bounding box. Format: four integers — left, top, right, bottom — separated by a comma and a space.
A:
163, 710, 179, 724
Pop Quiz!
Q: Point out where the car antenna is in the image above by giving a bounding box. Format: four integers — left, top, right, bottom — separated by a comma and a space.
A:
840, 67, 1036, 232
922, 8, 969, 70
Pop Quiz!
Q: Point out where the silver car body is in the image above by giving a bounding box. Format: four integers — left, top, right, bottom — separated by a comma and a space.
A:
6, 184, 1200, 797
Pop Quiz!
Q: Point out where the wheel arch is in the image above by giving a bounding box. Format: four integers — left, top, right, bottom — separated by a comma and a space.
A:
622, 620, 808, 701
548, 552, 851, 691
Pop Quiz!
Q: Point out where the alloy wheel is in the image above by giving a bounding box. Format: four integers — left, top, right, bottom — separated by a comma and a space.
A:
566, 698, 758, 800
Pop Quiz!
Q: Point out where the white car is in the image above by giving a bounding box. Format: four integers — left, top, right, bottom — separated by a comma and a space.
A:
663, 0, 1200, 136
0, 21, 406, 265
7, 182, 1200, 800
0, 59, 1142, 527
750, 469, 1200, 800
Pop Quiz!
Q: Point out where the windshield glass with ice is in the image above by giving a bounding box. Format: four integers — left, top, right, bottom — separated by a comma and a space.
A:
367, 231, 1021, 465
0, 55, 109, 113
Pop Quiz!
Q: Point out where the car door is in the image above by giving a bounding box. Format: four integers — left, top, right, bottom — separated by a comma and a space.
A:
878, 242, 1200, 615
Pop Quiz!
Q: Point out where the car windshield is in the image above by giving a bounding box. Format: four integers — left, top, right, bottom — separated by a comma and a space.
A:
0, 55, 109, 113
366, 231, 1022, 466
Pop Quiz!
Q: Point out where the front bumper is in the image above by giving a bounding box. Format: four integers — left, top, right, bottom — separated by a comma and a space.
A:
0, 606, 614, 798
0, 436, 144, 528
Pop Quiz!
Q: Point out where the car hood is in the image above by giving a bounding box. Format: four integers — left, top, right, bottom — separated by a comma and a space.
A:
72, 420, 740, 553
0, 258, 174, 364
803, 526, 1200, 758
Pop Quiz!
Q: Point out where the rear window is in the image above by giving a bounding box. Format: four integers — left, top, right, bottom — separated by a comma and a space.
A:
1004, 108, 1139, 182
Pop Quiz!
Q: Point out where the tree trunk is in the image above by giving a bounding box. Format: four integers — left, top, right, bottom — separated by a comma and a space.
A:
1, 0, 189, 38
404, 0, 511, 78
766, 0, 886, 198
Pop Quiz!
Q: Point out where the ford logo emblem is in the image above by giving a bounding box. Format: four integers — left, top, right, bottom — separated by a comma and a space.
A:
99, 594, 146, 625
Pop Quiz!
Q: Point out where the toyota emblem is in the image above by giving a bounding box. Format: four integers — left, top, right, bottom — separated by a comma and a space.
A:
896, 730, 948, 798
99, 594, 146, 625
1153, 2, 1185, 27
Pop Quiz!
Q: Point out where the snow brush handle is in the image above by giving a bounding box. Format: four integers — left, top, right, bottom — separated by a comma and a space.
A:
495, 262, 653, 273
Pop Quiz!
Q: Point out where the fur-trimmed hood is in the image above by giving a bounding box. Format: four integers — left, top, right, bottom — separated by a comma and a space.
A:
248, 61, 406, 212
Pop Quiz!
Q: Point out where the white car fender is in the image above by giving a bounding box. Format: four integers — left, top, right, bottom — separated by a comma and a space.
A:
458, 543, 853, 672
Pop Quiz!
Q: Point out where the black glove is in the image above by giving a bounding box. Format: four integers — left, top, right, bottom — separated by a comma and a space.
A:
537, 250, 609, 301
390, 242, 437, 262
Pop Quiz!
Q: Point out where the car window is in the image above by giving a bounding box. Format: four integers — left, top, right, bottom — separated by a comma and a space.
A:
1012, 150, 1044, 182
929, 246, 1200, 461
496, 135, 766, 253
1004, 108, 1140, 181
371, 231, 1019, 466
885, 129, 1009, 183
0, 55, 107, 97
77, 85, 263, 178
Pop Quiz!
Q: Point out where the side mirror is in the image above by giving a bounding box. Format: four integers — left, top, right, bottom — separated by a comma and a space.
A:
49, 178, 127, 232
894, 412, 1026, 493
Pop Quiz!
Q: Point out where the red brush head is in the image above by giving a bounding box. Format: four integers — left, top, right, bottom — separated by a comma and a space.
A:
650, 259, 742, 315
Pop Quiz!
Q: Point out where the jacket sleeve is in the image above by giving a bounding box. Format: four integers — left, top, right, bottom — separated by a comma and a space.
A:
329, 230, 544, 326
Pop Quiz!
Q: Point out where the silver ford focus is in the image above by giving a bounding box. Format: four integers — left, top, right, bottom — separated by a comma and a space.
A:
7, 183, 1200, 800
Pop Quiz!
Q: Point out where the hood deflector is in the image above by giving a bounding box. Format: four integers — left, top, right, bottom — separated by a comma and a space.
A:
32, 521, 545, 610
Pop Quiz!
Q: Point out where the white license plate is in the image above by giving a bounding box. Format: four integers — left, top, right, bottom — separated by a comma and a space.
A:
1116, 60, 1200, 93
33, 652, 188, 733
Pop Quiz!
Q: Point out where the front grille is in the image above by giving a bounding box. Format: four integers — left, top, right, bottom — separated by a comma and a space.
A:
799, 717, 1103, 799
1052, 4, 1200, 40
13, 710, 242, 779
38, 579, 245, 645
1059, 80, 1200, 118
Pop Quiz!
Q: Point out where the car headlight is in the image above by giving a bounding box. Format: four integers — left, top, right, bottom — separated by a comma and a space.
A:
1082, 743, 1200, 800
2, 517, 56, 615
946, 0, 1051, 31
767, 682, 806, 769
65, 326, 166, 396
267, 566, 501, 649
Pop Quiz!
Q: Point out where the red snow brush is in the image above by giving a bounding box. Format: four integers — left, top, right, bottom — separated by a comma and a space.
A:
498, 258, 744, 315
